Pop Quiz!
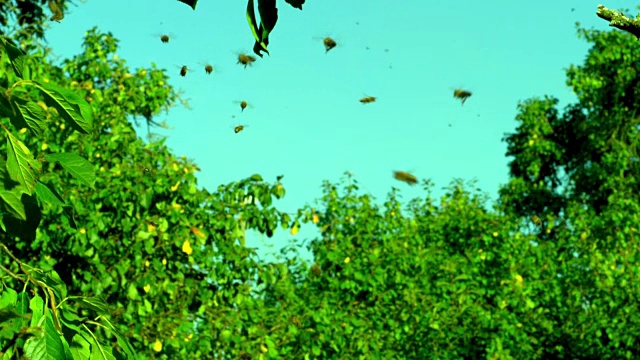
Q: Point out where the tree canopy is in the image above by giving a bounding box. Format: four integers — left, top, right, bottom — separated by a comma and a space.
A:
2, 3, 640, 360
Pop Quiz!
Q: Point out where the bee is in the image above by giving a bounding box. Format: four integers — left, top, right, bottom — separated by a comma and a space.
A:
233, 100, 253, 112
313, 35, 341, 53
359, 95, 376, 104
174, 65, 189, 77
233, 125, 249, 134
453, 88, 472, 105
393, 171, 418, 185
136, 164, 156, 175
151, 32, 176, 44
198, 62, 220, 75
322, 37, 337, 53
236, 53, 256, 68
48, 0, 64, 22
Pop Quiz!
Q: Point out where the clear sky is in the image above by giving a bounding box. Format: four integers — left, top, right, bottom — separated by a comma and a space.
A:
42, 0, 633, 262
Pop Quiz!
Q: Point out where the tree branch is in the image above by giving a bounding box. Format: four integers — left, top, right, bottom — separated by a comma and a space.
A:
596, 4, 640, 39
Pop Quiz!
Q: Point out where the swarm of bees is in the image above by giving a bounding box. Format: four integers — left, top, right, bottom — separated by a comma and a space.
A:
453, 89, 472, 105
147, 24, 477, 191
393, 171, 418, 185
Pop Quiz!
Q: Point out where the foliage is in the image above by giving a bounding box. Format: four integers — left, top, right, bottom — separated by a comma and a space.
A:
4, 2, 640, 359
0, 244, 135, 359
2, 28, 298, 358
0, 0, 72, 41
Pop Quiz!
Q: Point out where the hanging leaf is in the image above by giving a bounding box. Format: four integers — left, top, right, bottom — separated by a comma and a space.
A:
177, 0, 198, 10
285, 0, 305, 10
246, 0, 265, 49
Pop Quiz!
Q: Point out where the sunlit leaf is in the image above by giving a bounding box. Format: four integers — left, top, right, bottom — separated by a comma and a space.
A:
5, 130, 41, 195
45, 152, 96, 189
0, 37, 27, 79
33, 81, 94, 134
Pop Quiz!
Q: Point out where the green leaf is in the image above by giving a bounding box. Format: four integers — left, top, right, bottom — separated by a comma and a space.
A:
77, 296, 109, 315
29, 295, 44, 327
5, 129, 41, 194
10, 98, 47, 138
103, 320, 136, 359
89, 336, 117, 360
35, 181, 66, 207
69, 332, 92, 360
23, 311, 66, 360
284, 0, 304, 10
0, 308, 29, 340
33, 271, 68, 300
0, 288, 18, 309
246, 0, 269, 55
255, 0, 278, 57
2, 192, 41, 241
0, 37, 27, 79
0, 190, 26, 220
33, 81, 94, 134
45, 152, 96, 189
177, 0, 198, 10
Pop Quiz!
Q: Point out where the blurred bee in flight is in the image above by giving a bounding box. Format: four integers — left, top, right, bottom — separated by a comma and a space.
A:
234, 100, 253, 112
198, 62, 221, 75
360, 95, 376, 104
236, 53, 256, 68
233, 125, 249, 134
453, 88, 472, 105
393, 171, 418, 185
48, 0, 64, 22
313, 34, 340, 53
174, 65, 189, 77
151, 32, 176, 44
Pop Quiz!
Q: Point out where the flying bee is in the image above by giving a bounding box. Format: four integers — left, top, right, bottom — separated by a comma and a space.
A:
359, 95, 377, 104
322, 37, 337, 53
233, 100, 254, 112
48, 0, 64, 22
233, 125, 249, 134
198, 62, 221, 75
313, 34, 341, 53
151, 32, 176, 44
453, 88, 472, 105
393, 171, 418, 185
174, 65, 189, 77
236, 53, 257, 68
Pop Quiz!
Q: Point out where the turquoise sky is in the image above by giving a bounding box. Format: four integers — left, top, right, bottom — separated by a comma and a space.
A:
43, 0, 632, 261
